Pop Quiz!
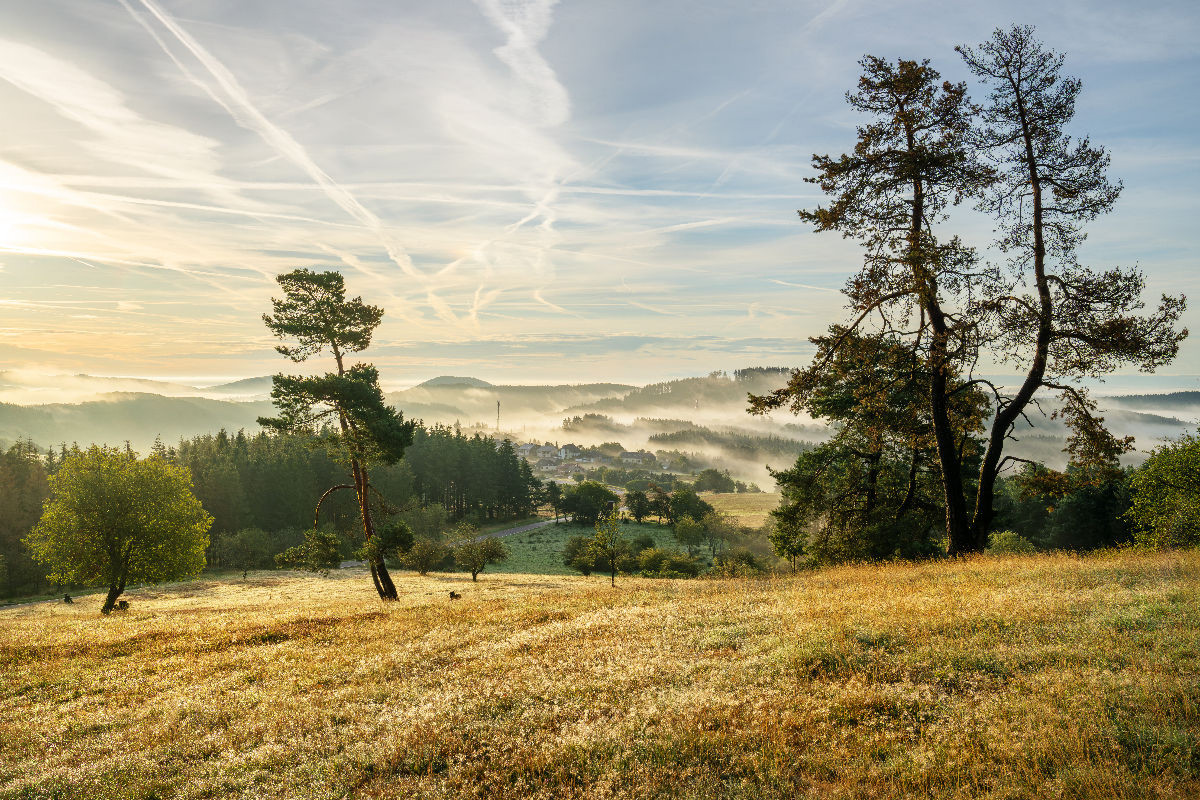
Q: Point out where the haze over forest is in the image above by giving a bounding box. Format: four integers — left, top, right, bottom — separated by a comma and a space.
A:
2, 368, 1197, 484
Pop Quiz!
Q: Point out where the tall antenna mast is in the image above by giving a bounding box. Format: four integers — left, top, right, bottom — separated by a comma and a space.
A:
496, 400, 501, 432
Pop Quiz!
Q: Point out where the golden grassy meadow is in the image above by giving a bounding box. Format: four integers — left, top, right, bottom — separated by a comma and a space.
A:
2, 550, 1198, 799
701, 492, 782, 528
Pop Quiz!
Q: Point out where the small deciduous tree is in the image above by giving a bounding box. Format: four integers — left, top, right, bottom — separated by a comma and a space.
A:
25, 446, 212, 614
672, 516, 705, 557
545, 481, 564, 523
624, 489, 652, 524
275, 528, 343, 573
562, 481, 618, 527
588, 511, 626, 587
669, 485, 714, 527
1126, 432, 1200, 548
451, 525, 509, 581
400, 538, 449, 576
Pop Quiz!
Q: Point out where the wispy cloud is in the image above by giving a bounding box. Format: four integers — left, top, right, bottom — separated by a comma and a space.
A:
119, 0, 420, 288
0, 0, 1195, 385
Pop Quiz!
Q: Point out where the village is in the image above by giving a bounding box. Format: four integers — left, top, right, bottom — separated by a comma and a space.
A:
512, 440, 661, 482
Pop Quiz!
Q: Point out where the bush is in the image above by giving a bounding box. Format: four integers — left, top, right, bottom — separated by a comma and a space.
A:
400, 539, 449, 575
637, 547, 701, 578
1127, 432, 1200, 549
452, 529, 509, 580
710, 548, 765, 578
630, 533, 655, 553
987, 530, 1037, 555
563, 535, 599, 576
275, 529, 343, 573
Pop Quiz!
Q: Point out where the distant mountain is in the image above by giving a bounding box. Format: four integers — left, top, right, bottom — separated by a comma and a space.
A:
561, 373, 789, 419
415, 376, 494, 388
1103, 391, 1200, 407
202, 376, 274, 398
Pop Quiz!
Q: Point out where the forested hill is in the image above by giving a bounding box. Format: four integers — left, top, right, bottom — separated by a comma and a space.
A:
1101, 391, 1200, 417
560, 369, 796, 420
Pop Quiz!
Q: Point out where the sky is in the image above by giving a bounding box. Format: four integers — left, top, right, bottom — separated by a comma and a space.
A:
0, 0, 1197, 390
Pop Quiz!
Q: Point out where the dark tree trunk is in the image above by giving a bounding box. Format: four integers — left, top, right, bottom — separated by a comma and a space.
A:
968, 93, 1051, 553
935, 360, 972, 555
906, 163, 972, 554
100, 577, 125, 615
355, 461, 398, 601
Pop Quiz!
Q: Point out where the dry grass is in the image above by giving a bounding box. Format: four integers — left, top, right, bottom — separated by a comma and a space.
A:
2, 551, 1198, 799
701, 491, 782, 527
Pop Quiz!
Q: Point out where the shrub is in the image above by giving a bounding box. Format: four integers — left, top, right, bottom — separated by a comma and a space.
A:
710, 548, 765, 578
987, 530, 1037, 555
637, 547, 701, 578
275, 529, 343, 574
563, 535, 599, 576
400, 539, 449, 575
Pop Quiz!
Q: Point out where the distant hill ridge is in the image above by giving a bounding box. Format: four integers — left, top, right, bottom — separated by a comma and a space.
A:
1103, 391, 1200, 408
415, 376, 494, 388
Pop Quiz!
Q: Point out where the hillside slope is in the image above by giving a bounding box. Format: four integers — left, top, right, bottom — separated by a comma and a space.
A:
3, 551, 1197, 799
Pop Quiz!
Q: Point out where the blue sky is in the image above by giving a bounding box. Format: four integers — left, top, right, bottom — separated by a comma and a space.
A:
0, 0, 1197, 388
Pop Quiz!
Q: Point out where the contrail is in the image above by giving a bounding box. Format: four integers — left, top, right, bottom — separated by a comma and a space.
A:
120, 0, 421, 284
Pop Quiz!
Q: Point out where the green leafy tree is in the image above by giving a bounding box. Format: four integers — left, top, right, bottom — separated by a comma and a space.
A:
400, 538, 449, 576
450, 524, 509, 581
25, 446, 212, 614
259, 268, 416, 600
562, 481, 618, 527
588, 511, 627, 587
1127, 432, 1200, 548
699, 511, 738, 558
669, 485, 714, 526
275, 528, 343, 574
624, 490, 652, 523
768, 517, 805, 573
672, 516, 705, 557
694, 469, 736, 493
545, 481, 564, 523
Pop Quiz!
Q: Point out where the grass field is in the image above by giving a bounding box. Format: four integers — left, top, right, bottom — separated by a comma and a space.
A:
490, 521, 678, 575
701, 491, 782, 527
3, 551, 1198, 799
